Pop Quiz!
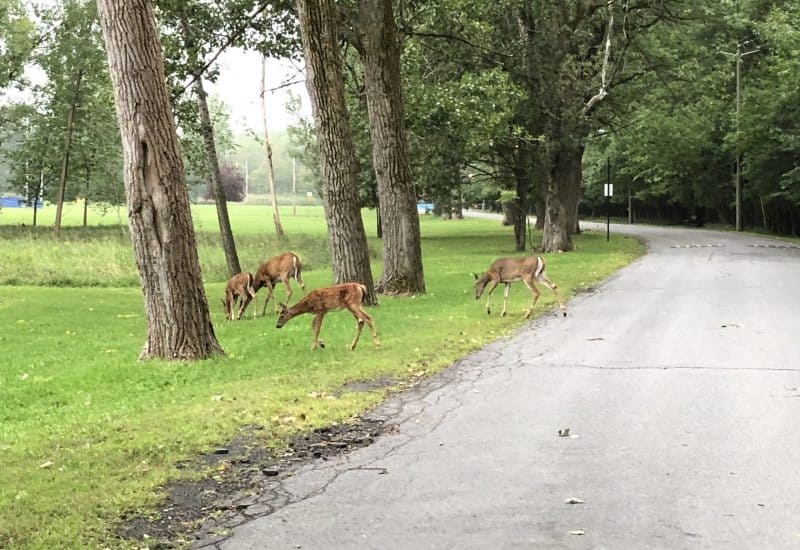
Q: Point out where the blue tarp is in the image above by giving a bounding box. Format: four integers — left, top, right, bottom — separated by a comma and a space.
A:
1, 196, 41, 208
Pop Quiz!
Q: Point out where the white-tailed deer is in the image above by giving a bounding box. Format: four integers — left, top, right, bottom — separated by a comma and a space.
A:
473, 256, 566, 318
221, 272, 258, 320
254, 252, 306, 315
276, 282, 380, 351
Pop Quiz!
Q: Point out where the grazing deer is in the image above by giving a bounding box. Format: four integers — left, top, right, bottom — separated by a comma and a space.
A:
473, 256, 566, 318
222, 272, 258, 321
276, 282, 380, 351
254, 252, 306, 315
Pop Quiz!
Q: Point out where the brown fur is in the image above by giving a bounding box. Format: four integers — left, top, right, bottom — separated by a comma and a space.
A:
222, 272, 258, 320
254, 252, 306, 315
473, 256, 566, 318
276, 282, 380, 351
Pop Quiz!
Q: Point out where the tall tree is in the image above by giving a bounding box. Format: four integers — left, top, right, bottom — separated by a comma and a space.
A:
0, 0, 36, 89
156, 2, 242, 277
96, 0, 223, 360
260, 55, 286, 238
294, 0, 377, 304
358, 0, 425, 294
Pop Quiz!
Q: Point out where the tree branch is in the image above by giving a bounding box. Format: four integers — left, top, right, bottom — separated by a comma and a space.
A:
583, 1, 615, 115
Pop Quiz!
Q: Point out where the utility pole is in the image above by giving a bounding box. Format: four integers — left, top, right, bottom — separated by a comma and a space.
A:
726, 43, 759, 231
605, 157, 612, 242
292, 157, 297, 216
244, 158, 249, 198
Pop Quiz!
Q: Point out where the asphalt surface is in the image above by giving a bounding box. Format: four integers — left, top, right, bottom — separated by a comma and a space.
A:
220, 220, 800, 549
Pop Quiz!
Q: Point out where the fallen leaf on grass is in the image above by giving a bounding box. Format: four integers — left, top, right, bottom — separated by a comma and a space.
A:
38, 461, 54, 469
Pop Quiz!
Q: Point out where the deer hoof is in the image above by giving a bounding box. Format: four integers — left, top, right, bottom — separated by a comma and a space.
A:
501, 311, 507, 317
486, 309, 491, 315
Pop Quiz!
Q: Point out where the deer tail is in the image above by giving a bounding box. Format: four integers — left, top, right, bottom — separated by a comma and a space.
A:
246, 272, 256, 295
292, 254, 300, 279
534, 256, 546, 280
359, 283, 368, 304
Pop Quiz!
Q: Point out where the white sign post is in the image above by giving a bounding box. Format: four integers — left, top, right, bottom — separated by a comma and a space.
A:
605, 160, 613, 241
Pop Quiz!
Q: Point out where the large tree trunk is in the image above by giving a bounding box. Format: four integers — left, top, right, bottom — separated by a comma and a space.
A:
195, 76, 241, 277
533, 151, 547, 230
260, 56, 286, 239
541, 150, 575, 252
96, 0, 223, 360
562, 143, 584, 235
295, 0, 376, 305
512, 145, 532, 251
359, 0, 425, 295
54, 69, 83, 237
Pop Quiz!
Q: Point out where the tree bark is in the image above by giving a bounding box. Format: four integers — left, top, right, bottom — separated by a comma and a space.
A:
83, 166, 90, 227
359, 0, 425, 295
32, 171, 43, 227
561, 143, 584, 235
260, 56, 286, 239
512, 145, 532, 251
195, 76, 241, 276
54, 69, 83, 237
96, 0, 223, 360
295, 0, 376, 304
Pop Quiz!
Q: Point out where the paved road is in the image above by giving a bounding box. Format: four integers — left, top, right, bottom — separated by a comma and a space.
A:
221, 221, 800, 549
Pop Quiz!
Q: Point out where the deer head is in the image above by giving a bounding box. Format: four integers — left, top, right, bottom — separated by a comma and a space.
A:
473, 272, 490, 300
276, 303, 291, 328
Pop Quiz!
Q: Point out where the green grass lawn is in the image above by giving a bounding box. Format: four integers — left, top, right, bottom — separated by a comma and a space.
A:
0, 204, 645, 548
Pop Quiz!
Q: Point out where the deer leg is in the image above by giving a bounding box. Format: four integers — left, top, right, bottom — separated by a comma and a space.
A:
261, 282, 275, 316
294, 270, 307, 295
281, 278, 294, 312
222, 296, 231, 321
501, 283, 511, 317
248, 288, 258, 319
484, 280, 500, 315
231, 296, 240, 321
311, 312, 326, 350
349, 318, 365, 351
537, 275, 567, 317
238, 293, 253, 320
364, 311, 380, 348
522, 277, 541, 319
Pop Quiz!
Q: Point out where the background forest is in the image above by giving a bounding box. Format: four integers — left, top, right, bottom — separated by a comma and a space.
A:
1, 0, 798, 237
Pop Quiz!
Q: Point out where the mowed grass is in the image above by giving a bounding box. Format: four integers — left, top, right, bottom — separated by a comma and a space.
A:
0, 204, 645, 548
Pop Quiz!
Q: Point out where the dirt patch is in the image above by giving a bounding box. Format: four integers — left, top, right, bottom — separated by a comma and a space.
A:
117, 416, 395, 548
333, 374, 397, 396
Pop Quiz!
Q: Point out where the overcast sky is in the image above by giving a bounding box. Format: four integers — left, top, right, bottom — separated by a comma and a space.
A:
206, 48, 312, 135
1, 46, 312, 137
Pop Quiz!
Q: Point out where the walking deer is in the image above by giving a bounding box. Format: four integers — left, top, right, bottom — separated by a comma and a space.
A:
254, 252, 306, 315
473, 256, 566, 318
222, 272, 258, 320
276, 282, 380, 351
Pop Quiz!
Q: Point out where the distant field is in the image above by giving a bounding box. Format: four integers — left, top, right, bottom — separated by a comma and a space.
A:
0, 204, 646, 548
